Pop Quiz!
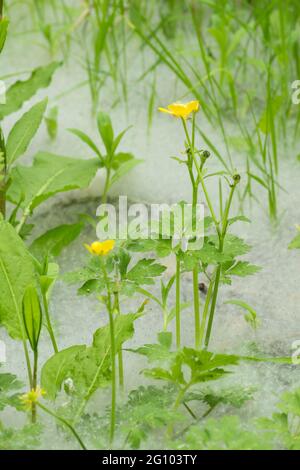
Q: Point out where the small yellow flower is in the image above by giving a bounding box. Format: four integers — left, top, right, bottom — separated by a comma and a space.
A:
20, 386, 46, 409
84, 240, 115, 256
158, 100, 200, 119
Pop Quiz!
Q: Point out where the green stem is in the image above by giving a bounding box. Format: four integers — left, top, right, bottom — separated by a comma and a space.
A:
199, 277, 214, 348
102, 166, 111, 204
181, 118, 220, 236
175, 255, 181, 349
37, 402, 87, 450
193, 267, 200, 349
204, 265, 221, 348
31, 349, 38, 424
183, 117, 201, 350
108, 305, 116, 446
0, 128, 6, 218
114, 290, 124, 390
23, 340, 33, 389
42, 291, 58, 354
204, 185, 236, 348
102, 262, 116, 446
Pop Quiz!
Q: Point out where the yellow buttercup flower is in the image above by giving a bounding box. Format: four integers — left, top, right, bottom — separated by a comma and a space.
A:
84, 240, 115, 256
158, 100, 200, 119
20, 386, 46, 409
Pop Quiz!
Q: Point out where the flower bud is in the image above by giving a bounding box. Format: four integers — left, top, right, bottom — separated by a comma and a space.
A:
22, 285, 42, 351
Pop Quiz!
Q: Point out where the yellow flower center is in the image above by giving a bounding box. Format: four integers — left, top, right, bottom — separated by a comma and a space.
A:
20, 386, 46, 408
84, 239, 115, 256
158, 100, 200, 119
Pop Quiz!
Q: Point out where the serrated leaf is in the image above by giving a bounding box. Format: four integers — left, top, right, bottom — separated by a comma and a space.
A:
30, 222, 84, 260
126, 258, 166, 285
117, 385, 180, 448
223, 261, 261, 278
222, 234, 251, 258
173, 416, 272, 450
0, 221, 37, 339
128, 331, 175, 363
0, 423, 41, 450
185, 385, 254, 409
0, 371, 23, 411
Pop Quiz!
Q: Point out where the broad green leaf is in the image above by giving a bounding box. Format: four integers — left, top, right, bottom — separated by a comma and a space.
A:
40, 262, 59, 300
0, 221, 37, 338
41, 345, 86, 400
109, 157, 143, 188
0, 62, 61, 119
97, 112, 114, 154
69, 313, 140, 397
45, 106, 58, 140
112, 152, 134, 170
42, 314, 140, 400
6, 99, 48, 166
7, 152, 99, 212
0, 17, 9, 53
30, 222, 84, 260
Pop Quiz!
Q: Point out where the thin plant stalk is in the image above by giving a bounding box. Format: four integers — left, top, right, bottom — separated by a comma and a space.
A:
36, 402, 87, 450
204, 183, 237, 348
102, 262, 116, 446
114, 290, 124, 390
0, 126, 6, 219
175, 255, 181, 349
31, 349, 38, 424
180, 116, 203, 349
42, 291, 58, 354
102, 167, 111, 204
